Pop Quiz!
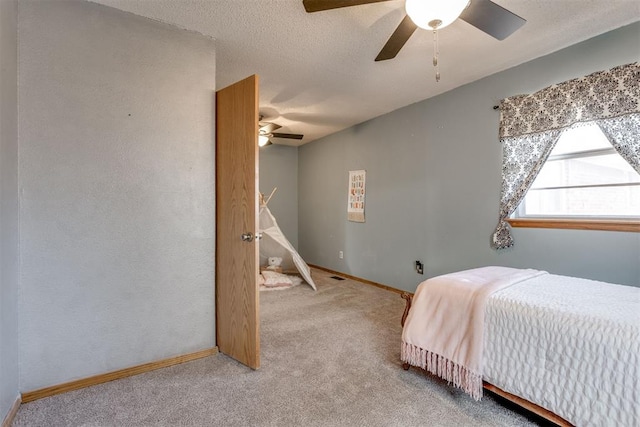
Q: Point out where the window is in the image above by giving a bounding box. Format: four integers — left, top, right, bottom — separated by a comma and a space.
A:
492, 64, 639, 249
513, 124, 640, 220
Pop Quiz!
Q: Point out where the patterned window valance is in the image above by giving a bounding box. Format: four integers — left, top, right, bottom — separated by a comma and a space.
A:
499, 62, 640, 138
492, 62, 640, 250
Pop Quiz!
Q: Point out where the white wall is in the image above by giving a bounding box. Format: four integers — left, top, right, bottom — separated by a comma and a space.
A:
18, 0, 216, 391
259, 144, 299, 248
0, 0, 20, 420
298, 23, 640, 292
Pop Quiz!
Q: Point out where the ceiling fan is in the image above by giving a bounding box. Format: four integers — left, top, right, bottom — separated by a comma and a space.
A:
259, 115, 304, 147
303, 0, 526, 80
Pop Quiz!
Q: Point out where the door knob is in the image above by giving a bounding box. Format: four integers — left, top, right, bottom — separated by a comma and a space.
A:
241, 232, 254, 242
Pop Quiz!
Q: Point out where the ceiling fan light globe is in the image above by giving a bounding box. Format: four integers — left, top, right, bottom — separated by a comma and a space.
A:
405, 0, 469, 30
258, 135, 271, 147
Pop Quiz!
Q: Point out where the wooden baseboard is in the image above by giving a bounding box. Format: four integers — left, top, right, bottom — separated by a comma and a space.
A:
22, 347, 218, 403
1, 395, 21, 427
309, 264, 406, 295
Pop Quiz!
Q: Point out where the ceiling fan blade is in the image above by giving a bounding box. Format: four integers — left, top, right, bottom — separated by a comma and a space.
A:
375, 15, 417, 61
303, 0, 393, 13
271, 132, 304, 140
459, 0, 526, 41
259, 122, 282, 134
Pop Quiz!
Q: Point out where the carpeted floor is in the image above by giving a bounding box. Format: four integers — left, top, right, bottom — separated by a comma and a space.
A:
14, 268, 545, 426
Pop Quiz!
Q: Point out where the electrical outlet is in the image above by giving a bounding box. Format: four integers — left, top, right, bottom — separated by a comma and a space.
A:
339, 251, 344, 259
415, 260, 424, 275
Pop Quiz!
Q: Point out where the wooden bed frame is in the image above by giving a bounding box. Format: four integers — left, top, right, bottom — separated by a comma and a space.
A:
400, 293, 573, 427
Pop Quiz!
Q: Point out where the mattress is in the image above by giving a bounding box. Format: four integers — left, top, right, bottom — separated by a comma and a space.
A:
483, 273, 640, 427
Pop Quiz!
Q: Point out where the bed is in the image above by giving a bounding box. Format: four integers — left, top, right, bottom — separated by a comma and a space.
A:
400, 266, 640, 427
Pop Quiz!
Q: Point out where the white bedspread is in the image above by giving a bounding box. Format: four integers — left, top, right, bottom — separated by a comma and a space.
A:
484, 273, 640, 427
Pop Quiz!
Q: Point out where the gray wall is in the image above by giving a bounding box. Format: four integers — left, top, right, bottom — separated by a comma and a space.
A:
299, 23, 640, 292
18, 0, 216, 391
260, 144, 299, 248
0, 0, 20, 420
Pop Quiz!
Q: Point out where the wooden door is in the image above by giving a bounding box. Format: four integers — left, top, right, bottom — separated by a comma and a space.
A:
215, 75, 260, 369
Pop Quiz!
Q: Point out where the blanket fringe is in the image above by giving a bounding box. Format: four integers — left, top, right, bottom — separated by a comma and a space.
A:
401, 341, 483, 401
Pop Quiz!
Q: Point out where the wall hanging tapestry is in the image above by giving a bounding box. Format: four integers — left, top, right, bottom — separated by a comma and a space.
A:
348, 170, 366, 222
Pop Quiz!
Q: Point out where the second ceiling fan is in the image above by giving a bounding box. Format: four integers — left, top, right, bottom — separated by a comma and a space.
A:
303, 0, 526, 80
259, 116, 304, 147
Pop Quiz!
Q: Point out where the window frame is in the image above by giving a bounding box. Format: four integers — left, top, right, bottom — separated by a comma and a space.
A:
506, 218, 640, 232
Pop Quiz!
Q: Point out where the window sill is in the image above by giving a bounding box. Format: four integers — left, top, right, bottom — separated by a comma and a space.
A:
507, 218, 640, 233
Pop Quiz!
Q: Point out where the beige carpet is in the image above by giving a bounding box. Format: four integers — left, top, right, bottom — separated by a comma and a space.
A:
14, 268, 543, 426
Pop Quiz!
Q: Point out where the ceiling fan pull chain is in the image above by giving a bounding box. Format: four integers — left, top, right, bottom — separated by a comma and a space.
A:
432, 28, 440, 82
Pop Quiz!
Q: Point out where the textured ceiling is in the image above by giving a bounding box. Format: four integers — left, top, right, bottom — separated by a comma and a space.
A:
90, 0, 640, 145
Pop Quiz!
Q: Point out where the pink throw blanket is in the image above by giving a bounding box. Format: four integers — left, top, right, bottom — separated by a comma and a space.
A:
401, 266, 546, 400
